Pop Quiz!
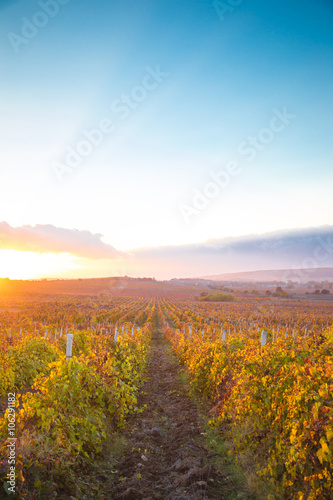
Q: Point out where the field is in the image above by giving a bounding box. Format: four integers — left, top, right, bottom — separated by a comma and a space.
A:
0, 283, 332, 499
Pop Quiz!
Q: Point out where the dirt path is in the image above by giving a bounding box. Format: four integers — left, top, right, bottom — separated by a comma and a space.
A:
112, 323, 234, 500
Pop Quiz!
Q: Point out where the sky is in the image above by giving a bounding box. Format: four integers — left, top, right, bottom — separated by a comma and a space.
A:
0, 0, 333, 279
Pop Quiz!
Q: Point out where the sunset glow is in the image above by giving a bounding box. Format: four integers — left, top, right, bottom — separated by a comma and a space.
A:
0, 250, 81, 280
0, 0, 332, 279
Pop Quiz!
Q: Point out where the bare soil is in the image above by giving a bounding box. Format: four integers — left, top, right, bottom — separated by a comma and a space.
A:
111, 325, 237, 500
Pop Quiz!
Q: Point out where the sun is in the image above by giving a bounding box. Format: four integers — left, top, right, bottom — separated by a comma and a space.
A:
0, 250, 81, 280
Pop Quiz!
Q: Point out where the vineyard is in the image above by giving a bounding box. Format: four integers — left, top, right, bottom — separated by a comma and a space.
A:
0, 289, 332, 499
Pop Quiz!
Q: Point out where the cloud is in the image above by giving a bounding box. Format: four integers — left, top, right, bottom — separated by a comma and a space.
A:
1, 223, 332, 280
131, 226, 333, 278
0, 222, 125, 259
135, 225, 333, 257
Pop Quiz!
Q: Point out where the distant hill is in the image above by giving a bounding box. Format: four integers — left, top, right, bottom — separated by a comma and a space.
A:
200, 268, 333, 283
0, 276, 203, 297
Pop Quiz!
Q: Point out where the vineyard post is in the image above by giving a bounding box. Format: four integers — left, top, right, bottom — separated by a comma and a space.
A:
66, 334, 73, 360
114, 327, 118, 343
261, 329, 267, 346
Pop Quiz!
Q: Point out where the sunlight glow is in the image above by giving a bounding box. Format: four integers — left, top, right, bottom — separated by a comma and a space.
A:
0, 250, 82, 280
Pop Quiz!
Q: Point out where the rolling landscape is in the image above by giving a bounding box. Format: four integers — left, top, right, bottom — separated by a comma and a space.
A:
0, 269, 333, 499
201, 268, 333, 283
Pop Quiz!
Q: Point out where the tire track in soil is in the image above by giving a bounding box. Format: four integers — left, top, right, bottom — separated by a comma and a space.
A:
112, 326, 232, 500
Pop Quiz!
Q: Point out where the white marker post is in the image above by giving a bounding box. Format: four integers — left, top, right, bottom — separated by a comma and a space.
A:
66, 334, 73, 360
261, 330, 267, 346
114, 327, 118, 343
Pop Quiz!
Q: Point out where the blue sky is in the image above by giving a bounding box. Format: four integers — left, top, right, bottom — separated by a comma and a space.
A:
0, 0, 332, 278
